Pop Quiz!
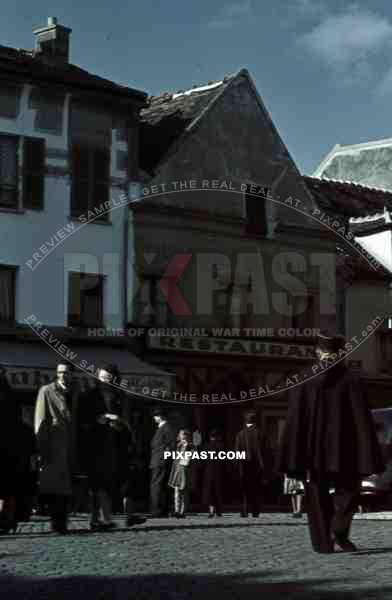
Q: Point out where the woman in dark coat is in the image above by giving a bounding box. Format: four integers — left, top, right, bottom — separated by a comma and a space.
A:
0, 370, 38, 533
278, 334, 384, 553
77, 364, 131, 530
202, 429, 226, 517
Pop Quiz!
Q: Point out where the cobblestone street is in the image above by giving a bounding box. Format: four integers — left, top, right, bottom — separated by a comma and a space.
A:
1, 513, 392, 599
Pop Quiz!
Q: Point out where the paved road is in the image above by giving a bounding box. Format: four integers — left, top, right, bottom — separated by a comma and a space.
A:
1, 513, 392, 599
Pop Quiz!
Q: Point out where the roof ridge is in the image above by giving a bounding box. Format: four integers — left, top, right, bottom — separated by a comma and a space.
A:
305, 175, 392, 196
146, 71, 239, 104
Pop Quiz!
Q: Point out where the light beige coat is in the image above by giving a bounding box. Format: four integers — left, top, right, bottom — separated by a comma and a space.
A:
34, 382, 74, 496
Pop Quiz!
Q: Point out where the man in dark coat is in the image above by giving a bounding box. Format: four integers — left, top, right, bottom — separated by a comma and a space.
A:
235, 411, 268, 517
149, 408, 176, 517
278, 334, 384, 553
77, 364, 131, 530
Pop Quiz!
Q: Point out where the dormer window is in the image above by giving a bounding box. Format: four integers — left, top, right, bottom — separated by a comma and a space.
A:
242, 184, 269, 236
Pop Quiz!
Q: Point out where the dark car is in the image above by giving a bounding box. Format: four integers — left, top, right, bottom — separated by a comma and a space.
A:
360, 408, 392, 508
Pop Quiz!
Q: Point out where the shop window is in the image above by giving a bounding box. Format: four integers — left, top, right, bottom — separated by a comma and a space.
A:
70, 141, 110, 220
378, 333, 392, 375
0, 134, 45, 210
0, 265, 17, 322
68, 272, 104, 327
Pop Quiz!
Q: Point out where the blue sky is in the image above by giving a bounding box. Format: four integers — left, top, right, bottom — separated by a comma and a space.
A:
2, 0, 392, 174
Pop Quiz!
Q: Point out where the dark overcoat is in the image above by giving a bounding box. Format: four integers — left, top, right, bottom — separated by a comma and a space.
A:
202, 439, 226, 505
149, 423, 176, 469
278, 364, 384, 480
234, 426, 266, 478
77, 384, 131, 493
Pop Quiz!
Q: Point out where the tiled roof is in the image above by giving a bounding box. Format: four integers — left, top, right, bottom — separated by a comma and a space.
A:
139, 75, 236, 173
0, 43, 146, 102
304, 176, 392, 217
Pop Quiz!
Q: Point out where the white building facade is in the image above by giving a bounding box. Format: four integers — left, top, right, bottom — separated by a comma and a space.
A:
0, 18, 171, 418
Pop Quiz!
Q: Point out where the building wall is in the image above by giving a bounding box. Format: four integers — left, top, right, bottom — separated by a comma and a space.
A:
0, 79, 137, 329
345, 281, 390, 375
132, 73, 336, 334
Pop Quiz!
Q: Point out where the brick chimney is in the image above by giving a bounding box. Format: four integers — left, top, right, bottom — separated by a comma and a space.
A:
34, 17, 72, 63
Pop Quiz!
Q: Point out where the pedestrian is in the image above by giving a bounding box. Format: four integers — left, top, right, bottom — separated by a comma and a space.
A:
78, 364, 131, 531
34, 361, 77, 534
283, 475, 304, 518
0, 369, 38, 534
120, 421, 147, 527
278, 334, 384, 553
234, 410, 269, 517
168, 429, 193, 518
202, 429, 225, 517
149, 407, 176, 517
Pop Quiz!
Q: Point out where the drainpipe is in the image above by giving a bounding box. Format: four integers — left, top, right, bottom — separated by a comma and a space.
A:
121, 196, 129, 330
122, 182, 140, 327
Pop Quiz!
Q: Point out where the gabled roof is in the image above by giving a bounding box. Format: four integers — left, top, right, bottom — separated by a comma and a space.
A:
0, 43, 146, 103
139, 72, 239, 173
313, 137, 392, 192
304, 176, 392, 217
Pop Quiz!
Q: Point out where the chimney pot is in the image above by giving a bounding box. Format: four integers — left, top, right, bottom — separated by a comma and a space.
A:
34, 17, 72, 63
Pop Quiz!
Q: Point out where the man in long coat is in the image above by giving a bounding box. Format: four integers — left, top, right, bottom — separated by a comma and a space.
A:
149, 408, 176, 517
77, 364, 132, 530
278, 334, 384, 553
35, 361, 77, 534
235, 411, 269, 517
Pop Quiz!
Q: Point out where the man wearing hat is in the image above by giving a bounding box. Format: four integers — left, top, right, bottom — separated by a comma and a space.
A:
235, 410, 269, 517
149, 407, 176, 517
278, 333, 384, 553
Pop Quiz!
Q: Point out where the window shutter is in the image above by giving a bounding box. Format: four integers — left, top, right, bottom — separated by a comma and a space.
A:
93, 146, 110, 215
70, 142, 90, 217
68, 272, 81, 326
23, 137, 45, 210
0, 135, 18, 208
0, 266, 16, 321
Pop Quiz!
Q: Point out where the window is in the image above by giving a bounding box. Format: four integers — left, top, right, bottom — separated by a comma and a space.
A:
70, 141, 110, 220
289, 292, 316, 330
0, 134, 45, 210
0, 83, 21, 120
378, 333, 392, 374
242, 184, 269, 236
137, 278, 169, 327
212, 286, 253, 330
22, 137, 45, 210
68, 272, 104, 327
0, 265, 17, 321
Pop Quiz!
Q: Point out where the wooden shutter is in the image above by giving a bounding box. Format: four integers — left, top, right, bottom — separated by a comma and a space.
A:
0, 266, 16, 321
0, 135, 18, 208
70, 142, 90, 217
68, 272, 82, 326
93, 146, 110, 216
23, 137, 45, 210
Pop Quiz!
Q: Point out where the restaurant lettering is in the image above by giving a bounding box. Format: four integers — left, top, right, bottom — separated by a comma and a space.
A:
148, 336, 315, 359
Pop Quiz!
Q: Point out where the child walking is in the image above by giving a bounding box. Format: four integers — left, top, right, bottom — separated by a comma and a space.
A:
168, 429, 193, 518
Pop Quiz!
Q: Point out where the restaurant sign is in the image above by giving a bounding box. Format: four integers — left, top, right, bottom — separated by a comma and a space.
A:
147, 335, 316, 359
